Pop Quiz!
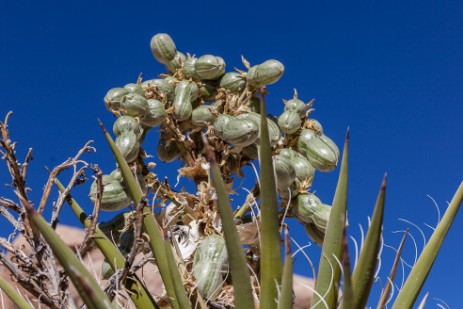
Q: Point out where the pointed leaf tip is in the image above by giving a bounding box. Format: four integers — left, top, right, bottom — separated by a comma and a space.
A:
345, 127, 350, 140
381, 173, 387, 191
98, 119, 108, 134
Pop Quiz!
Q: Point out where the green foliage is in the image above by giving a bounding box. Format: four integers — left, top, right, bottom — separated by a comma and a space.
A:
0, 33, 462, 309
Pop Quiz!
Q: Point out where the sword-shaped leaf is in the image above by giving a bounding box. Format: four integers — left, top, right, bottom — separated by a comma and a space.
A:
392, 181, 463, 308
204, 139, 255, 308
99, 119, 184, 309
259, 95, 283, 309
54, 179, 158, 309
351, 175, 387, 308
312, 130, 349, 309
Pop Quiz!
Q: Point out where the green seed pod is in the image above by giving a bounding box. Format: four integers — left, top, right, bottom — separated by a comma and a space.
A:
278, 179, 300, 200
306, 118, 324, 134
295, 193, 325, 224
150, 33, 177, 64
121, 93, 149, 119
141, 78, 174, 101
115, 131, 140, 163
241, 144, 259, 160
293, 155, 315, 182
183, 57, 200, 79
247, 59, 284, 88
236, 112, 281, 146
157, 134, 181, 162
278, 110, 302, 134
195, 55, 226, 80
141, 99, 167, 127
89, 175, 131, 212
284, 98, 306, 118
278, 148, 299, 160
219, 72, 246, 93
104, 87, 129, 112
192, 105, 217, 128
303, 222, 326, 247
166, 51, 186, 73
124, 83, 145, 96
113, 116, 141, 137
297, 129, 339, 172
218, 118, 259, 147
296, 193, 331, 246
193, 235, 228, 299
173, 80, 199, 121
109, 168, 123, 182
273, 155, 297, 190
212, 114, 233, 135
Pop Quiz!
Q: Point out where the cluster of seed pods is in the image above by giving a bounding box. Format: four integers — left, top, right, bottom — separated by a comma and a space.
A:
92, 33, 341, 300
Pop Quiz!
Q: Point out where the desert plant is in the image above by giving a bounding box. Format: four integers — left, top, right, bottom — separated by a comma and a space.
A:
0, 33, 462, 309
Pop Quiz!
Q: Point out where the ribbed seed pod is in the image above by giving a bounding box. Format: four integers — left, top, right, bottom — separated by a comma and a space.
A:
141, 99, 167, 127
173, 80, 199, 121
115, 131, 140, 163
303, 222, 326, 247
157, 133, 181, 162
216, 118, 259, 147
104, 87, 129, 112
284, 98, 306, 118
192, 105, 217, 128
306, 118, 324, 134
292, 155, 315, 182
273, 155, 297, 190
212, 114, 233, 135
195, 55, 226, 80
124, 83, 145, 96
113, 116, 141, 137
193, 235, 228, 299
183, 57, 199, 79
89, 175, 131, 212
141, 78, 174, 101
278, 110, 302, 134
166, 51, 186, 73
297, 129, 339, 172
219, 72, 246, 93
296, 193, 331, 246
121, 93, 150, 119
279, 148, 299, 160
295, 193, 323, 223
278, 179, 299, 200
247, 59, 284, 88
150, 33, 177, 64
109, 168, 123, 182
236, 112, 281, 146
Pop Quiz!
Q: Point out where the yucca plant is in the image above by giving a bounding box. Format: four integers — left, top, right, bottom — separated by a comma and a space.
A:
0, 33, 462, 309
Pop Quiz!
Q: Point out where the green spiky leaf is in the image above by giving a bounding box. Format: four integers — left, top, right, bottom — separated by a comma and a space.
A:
312, 130, 349, 309
351, 175, 387, 308
392, 181, 463, 308
259, 95, 283, 309
99, 119, 183, 309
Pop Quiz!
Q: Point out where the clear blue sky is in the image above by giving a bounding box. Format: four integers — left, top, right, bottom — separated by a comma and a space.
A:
1, 1, 462, 307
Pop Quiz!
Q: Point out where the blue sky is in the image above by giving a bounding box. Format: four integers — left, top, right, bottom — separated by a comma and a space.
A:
1, 1, 462, 307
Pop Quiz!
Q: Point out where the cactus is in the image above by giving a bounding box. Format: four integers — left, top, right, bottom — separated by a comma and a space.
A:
0, 33, 462, 309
